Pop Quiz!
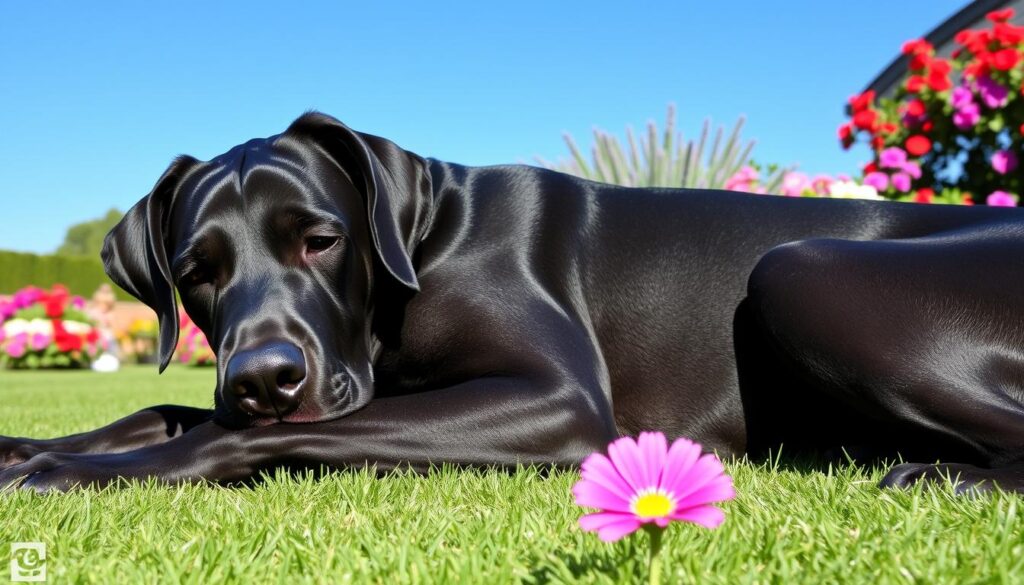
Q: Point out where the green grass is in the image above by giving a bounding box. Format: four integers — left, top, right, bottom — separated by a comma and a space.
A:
1, 367, 1022, 583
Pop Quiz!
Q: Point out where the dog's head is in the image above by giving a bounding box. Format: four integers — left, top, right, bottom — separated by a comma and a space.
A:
102, 112, 431, 426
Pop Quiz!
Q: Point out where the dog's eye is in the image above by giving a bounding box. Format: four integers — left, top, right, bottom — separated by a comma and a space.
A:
182, 268, 212, 287
305, 235, 340, 254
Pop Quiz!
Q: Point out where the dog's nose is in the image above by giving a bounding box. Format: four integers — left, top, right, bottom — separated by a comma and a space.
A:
224, 341, 306, 419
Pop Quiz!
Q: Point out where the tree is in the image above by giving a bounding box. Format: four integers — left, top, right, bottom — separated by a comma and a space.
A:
56, 208, 124, 258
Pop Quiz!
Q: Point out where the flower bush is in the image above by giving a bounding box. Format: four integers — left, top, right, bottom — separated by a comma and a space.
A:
176, 312, 215, 366
0, 285, 106, 369
839, 8, 1024, 205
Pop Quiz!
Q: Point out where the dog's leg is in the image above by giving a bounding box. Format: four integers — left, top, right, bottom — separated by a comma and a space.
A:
0, 377, 616, 492
747, 230, 1024, 494
0, 405, 212, 470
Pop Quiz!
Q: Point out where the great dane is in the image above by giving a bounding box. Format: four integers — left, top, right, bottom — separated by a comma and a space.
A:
2, 112, 1024, 493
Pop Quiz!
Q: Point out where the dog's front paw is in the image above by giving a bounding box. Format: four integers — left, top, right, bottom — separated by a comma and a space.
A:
0, 452, 125, 493
0, 436, 43, 470
880, 462, 1024, 495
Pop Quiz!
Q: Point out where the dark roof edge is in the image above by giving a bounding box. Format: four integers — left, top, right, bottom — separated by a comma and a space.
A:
863, 0, 1011, 96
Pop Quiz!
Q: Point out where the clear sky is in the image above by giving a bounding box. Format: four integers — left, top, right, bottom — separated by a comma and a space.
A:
1, 0, 968, 254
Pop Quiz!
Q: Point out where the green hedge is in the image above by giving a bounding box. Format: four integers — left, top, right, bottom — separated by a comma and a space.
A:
0, 250, 130, 300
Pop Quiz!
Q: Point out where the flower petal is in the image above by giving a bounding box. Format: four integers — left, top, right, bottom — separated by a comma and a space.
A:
678, 474, 735, 508
659, 437, 702, 495
670, 505, 726, 529
573, 478, 631, 512
580, 452, 634, 502
673, 453, 728, 501
637, 431, 668, 489
579, 512, 643, 542
607, 436, 647, 492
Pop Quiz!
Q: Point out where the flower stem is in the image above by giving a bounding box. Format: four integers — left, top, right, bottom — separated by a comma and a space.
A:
645, 525, 664, 585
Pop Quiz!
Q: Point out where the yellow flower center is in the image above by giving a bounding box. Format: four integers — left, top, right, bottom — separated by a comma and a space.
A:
631, 490, 676, 519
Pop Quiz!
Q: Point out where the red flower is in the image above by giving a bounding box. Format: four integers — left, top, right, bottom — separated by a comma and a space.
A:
921, 120, 934, 132
965, 58, 991, 79
987, 8, 1014, 23
906, 75, 926, 93
1020, 123, 1024, 135
848, 90, 875, 113
906, 135, 932, 156
994, 22, 1024, 46
880, 122, 899, 135
838, 123, 854, 148
863, 161, 878, 174
52, 319, 83, 353
85, 329, 99, 344
905, 99, 926, 117
962, 194, 975, 206
901, 38, 933, 56
853, 109, 878, 131
45, 297, 64, 318
927, 59, 952, 91
992, 48, 1021, 71
871, 135, 885, 150
909, 52, 930, 71
914, 188, 934, 203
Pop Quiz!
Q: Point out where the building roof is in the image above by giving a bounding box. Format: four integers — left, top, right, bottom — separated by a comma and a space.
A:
864, 0, 1024, 98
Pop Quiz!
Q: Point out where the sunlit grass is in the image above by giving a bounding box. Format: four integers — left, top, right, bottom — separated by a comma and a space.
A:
1, 366, 1021, 583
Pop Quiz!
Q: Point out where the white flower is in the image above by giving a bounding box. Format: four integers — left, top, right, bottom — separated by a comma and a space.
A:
828, 181, 883, 200
26, 319, 53, 336
3, 319, 29, 336
62, 320, 93, 335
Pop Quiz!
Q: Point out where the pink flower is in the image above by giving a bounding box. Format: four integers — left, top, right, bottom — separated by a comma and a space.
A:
573, 432, 734, 542
953, 102, 980, 130
862, 172, 889, 191
977, 75, 1008, 109
71, 296, 86, 310
987, 191, 1018, 206
0, 300, 13, 321
992, 150, 1018, 175
724, 166, 760, 193
810, 175, 834, 196
891, 172, 912, 192
30, 333, 49, 351
781, 172, 810, 197
902, 161, 922, 179
6, 333, 28, 358
951, 85, 974, 109
879, 147, 907, 170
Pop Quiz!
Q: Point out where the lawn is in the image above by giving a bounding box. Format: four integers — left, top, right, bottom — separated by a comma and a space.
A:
0, 366, 1021, 583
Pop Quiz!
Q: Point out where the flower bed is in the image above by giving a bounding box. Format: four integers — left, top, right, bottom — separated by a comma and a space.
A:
839, 8, 1024, 205
0, 285, 107, 369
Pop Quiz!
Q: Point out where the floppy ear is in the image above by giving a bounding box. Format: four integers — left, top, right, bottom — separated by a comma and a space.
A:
284, 112, 429, 291
101, 155, 199, 373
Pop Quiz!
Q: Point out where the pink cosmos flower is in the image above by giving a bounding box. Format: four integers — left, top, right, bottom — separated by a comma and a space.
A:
71, 296, 86, 310
573, 432, 734, 542
879, 147, 907, 170
891, 172, 912, 192
862, 172, 889, 192
992, 150, 1018, 175
987, 191, 1018, 207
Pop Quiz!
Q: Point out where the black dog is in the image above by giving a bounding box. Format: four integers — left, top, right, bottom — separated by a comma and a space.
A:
3, 112, 1024, 493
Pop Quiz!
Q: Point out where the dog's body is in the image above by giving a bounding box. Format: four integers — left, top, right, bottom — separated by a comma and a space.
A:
3, 112, 1024, 493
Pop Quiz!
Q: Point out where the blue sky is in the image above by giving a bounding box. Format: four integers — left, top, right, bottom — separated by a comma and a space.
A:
1, 0, 967, 253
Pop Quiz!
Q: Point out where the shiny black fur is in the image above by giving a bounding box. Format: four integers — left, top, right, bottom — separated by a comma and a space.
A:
3, 112, 1024, 493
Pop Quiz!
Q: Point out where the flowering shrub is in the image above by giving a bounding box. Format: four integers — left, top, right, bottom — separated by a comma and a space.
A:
726, 167, 886, 200
839, 8, 1024, 204
176, 312, 215, 366
0, 285, 106, 369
